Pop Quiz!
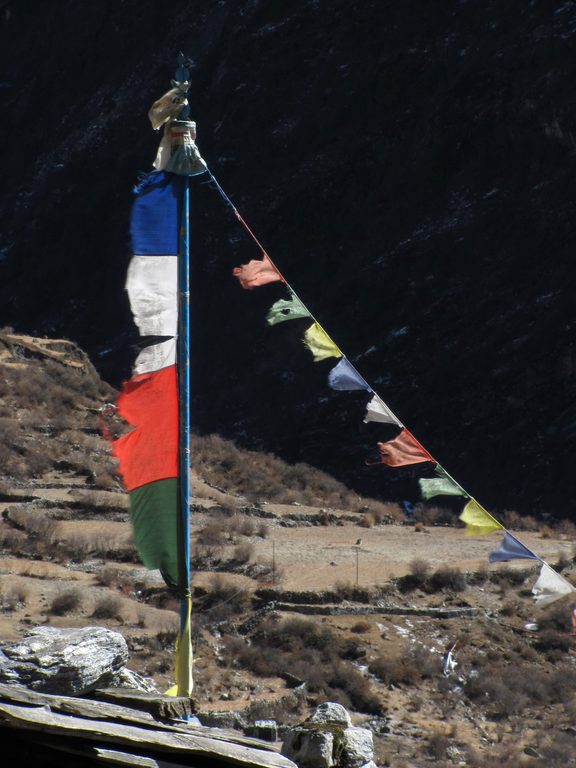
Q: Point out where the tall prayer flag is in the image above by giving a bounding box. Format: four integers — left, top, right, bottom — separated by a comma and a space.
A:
459, 499, 503, 536
109, 61, 206, 697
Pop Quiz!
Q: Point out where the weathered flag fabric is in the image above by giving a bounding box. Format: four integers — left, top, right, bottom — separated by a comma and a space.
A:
328, 358, 371, 391
111, 170, 182, 590
133, 337, 177, 375
489, 531, 540, 563
303, 322, 342, 362
130, 172, 182, 254
459, 499, 503, 536
532, 563, 575, 607
125, 256, 178, 338
364, 393, 401, 425
266, 289, 311, 325
377, 428, 435, 467
233, 254, 283, 289
419, 476, 466, 500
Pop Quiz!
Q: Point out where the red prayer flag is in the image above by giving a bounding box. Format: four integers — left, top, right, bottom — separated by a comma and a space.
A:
377, 428, 435, 467
232, 254, 284, 289
112, 365, 178, 491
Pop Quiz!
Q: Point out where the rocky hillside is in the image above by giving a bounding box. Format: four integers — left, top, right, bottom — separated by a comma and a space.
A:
1, 334, 576, 766
1, 1, 576, 518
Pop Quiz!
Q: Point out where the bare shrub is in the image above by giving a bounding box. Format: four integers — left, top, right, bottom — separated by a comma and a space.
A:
350, 620, 371, 634
257, 522, 269, 538
199, 574, 252, 622
0, 583, 29, 611
425, 729, 450, 760
223, 616, 383, 715
369, 645, 440, 686
233, 542, 254, 563
196, 521, 227, 546
50, 589, 83, 615
92, 594, 125, 620
239, 517, 255, 537
410, 558, 431, 586
427, 566, 466, 593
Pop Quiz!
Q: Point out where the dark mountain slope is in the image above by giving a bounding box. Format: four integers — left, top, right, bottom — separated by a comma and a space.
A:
2, 0, 576, 515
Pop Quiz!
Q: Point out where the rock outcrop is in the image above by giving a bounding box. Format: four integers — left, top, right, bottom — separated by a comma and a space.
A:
282, 702, 375, 768
0, 626, 129, 695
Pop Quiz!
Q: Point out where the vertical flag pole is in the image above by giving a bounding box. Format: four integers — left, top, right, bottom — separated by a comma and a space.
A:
176, 53, 193, 698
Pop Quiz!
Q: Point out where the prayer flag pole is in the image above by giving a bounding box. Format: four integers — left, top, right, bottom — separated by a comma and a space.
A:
175, 53, 193, 697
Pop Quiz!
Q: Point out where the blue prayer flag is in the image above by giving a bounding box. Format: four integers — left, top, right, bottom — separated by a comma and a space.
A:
489, 531, 540, 563
328, 358, 371, 392
130, 172, 183, 255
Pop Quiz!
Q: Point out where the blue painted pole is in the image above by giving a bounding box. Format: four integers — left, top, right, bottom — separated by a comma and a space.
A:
175, 52, 192, 697
177, 173, 192, 697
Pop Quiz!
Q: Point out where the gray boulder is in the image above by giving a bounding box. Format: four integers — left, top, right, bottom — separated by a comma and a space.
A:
282, 729, 334, 768
282, 703, 375, 768
308, 702, 352, 728
0, 626, 129, 695
341, 727, 374, 768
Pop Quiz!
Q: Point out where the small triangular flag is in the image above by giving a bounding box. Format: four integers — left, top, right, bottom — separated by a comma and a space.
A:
328, 358, 371, 391
532, 563, 575, 607
419, 476, 467, 501
363, 394, 401, 426
303, 323, 342, 362
266, 289, 311, 325
489, 531, 540, 563
459, 499, 503, 536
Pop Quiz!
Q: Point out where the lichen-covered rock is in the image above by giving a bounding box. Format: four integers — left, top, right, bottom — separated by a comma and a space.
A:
112, 667, 158, 693
341, 727, 374, 768
0, 627, 128, 695
308, 702, 352, 728
282, 729, 334, 768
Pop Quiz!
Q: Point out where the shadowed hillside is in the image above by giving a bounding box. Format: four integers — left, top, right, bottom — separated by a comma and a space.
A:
1, 1, 576, 516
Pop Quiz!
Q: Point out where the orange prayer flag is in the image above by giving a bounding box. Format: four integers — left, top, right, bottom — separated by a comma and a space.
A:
232, 254, 284, 289
377, 428, 435, 467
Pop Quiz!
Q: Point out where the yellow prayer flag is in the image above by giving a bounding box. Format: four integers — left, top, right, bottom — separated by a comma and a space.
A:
303, 322, 342, 362
166, 595, 193, 697
459, 499, 503, 536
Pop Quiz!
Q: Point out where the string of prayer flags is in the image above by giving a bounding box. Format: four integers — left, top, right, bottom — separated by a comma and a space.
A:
212, 166, 576, 618
328, 358, 371, 392
377, 428, 435, 467
489, 531, 540, 563
364, 393, 402, 425
419, 475, 467, 501
303, 322, 342, 362
266, 288, 311, 325
459, 499, 503, 536
233, 254, 284, 289
531, 563, 576, 607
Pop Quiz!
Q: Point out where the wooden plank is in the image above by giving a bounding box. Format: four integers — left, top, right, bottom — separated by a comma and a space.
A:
0, 684, 276, 752
0, 702, 296, 768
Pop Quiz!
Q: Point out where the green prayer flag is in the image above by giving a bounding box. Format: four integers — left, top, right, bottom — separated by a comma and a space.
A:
266, 289, 311, 326
419, 476, 467, 501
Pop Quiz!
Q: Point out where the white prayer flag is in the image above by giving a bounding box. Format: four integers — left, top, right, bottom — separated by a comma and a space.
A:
363, 394, 402, 426
532, 563, 575, 608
